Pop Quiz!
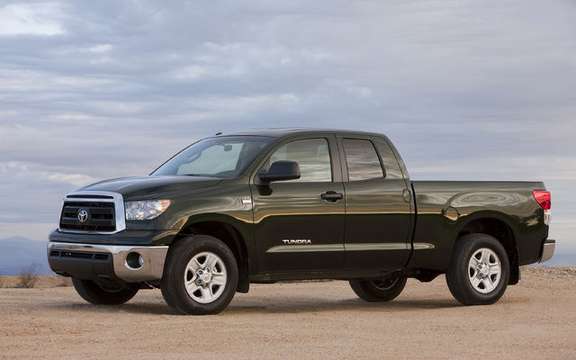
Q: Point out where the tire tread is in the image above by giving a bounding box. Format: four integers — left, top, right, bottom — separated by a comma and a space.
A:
350, 275, 407, 302
72, 278, 139, 305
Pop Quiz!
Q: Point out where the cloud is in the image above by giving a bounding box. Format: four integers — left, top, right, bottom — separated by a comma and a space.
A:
0, 161, 96, 186
0, 0, 574, 257
0, 68, 115, 92
168, 43, 334, 82
44, 173, 96, 186
0, 2, 65, 36
409, 156, 576, 182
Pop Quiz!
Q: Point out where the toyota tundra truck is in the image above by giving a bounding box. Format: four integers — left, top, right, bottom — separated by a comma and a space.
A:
48, 129, 555, 315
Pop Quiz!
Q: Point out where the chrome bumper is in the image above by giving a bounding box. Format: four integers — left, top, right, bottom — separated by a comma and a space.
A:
540, 239, 556, 263
48, 242, 168, 282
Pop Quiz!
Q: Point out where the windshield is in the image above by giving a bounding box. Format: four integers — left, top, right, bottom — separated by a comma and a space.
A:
152, 136, 273, 178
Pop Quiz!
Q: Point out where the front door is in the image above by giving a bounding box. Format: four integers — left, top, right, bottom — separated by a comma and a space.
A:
251, 136, 346, 275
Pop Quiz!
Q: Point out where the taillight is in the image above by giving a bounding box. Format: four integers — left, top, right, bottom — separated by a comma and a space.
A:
532, 190, 551, 210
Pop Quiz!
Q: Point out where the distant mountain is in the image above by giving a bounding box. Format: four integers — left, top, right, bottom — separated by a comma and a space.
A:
0, 237, 52, 275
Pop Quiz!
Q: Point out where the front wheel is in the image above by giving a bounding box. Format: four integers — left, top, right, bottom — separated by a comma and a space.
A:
72, 278, 139, 305
349, 273, 407, 302
161, 235, 239, 315
446, 233, 510, 305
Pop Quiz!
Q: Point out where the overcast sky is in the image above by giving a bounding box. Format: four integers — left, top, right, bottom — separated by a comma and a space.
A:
0, 0, 574, 259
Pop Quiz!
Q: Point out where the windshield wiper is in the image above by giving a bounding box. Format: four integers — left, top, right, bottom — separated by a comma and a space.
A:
182, 174, 219, 178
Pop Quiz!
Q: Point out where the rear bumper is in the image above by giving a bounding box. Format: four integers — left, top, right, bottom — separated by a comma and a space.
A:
48, 242, 168, 282
539, 239, 556, 263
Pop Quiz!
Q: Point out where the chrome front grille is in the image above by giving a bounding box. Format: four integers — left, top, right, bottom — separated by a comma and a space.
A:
58, 192, 126, 234
60, 201, 116, 232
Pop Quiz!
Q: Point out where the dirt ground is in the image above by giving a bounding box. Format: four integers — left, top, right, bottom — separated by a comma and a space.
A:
1, 267, 575, 360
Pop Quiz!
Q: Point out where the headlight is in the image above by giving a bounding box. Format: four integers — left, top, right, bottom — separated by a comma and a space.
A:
125, 200, 171, 221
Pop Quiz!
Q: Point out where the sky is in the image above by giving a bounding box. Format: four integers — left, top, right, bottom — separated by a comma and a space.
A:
0, 0, 575, 262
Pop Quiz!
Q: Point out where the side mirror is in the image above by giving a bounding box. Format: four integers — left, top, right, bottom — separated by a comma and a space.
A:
259, 160, 300, 183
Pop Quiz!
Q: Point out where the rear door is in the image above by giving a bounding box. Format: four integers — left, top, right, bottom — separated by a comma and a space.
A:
251, 135, 346, 274
338, 135, 413, 271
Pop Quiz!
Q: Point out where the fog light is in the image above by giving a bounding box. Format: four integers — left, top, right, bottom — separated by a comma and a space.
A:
125, 252, 144, 270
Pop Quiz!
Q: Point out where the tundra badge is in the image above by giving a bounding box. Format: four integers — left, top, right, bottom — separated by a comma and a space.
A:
282, 239, 312, 245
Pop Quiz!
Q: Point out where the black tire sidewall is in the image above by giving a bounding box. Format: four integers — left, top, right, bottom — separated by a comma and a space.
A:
350, 274, 407, 302
72, 278, 139, 305
447, 234, 510, 305
161, 235, 239, 315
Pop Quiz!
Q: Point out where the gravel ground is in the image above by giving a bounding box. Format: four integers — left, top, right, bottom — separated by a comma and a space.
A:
1, 267, 575, 360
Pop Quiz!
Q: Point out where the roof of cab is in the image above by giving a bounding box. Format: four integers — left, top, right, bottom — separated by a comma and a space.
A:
213, 128, 384, 138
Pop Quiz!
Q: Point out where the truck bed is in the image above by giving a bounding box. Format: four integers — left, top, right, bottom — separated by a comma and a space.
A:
409, 180, 548, 271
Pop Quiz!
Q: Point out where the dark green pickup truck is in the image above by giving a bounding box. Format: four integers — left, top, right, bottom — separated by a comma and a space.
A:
48, 129, 554, 315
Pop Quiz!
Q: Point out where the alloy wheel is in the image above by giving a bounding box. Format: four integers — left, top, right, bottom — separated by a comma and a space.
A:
468, 248, 501, 294
184, 252, 228, 304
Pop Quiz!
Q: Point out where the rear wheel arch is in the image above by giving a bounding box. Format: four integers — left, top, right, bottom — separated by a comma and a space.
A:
455, 215, 519, 285
174, 218, 250, 293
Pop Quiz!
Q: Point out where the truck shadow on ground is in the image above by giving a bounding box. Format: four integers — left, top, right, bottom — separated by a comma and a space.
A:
47, 296, 505, 316
226, 298, 461, 315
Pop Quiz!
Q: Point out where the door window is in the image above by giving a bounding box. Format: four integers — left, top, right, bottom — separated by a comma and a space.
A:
264, 138, 332, 182
343, 139, 384, 181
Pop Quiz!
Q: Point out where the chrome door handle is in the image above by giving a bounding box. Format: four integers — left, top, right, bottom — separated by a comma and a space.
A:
321, 191, 343, 202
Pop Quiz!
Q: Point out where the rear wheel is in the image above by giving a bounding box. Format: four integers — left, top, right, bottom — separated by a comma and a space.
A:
349, 273, 407, 302
446, 233, 510, 305
72, 278, 139, 305
161, 235, 239, 315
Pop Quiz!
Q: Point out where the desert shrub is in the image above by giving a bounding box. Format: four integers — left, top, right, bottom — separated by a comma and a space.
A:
0, 276, 4, 288
18, 264, 39, 288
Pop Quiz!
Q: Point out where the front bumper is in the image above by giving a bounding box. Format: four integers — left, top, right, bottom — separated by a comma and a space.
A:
48, 242, 168, 282
539, 239, 556, 263
49, 229, 176, 246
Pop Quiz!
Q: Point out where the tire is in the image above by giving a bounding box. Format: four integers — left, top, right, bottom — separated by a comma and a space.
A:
349, 273, 407, 302
72, 278, 139, 305
446, 233, 510, 305
161, 235, 239, 315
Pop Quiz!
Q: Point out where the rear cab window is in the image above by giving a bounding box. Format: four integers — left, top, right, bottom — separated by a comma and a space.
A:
373, 137, 406, 180
342, 139, 384, 181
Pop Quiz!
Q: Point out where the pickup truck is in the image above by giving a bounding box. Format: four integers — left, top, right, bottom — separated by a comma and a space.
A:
48, 129, 555, 315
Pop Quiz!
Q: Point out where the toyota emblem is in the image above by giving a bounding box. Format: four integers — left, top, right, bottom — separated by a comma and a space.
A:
77, 209, 89, 223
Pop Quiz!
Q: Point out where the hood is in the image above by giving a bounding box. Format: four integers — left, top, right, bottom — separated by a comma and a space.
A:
79, 176, 223, 199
